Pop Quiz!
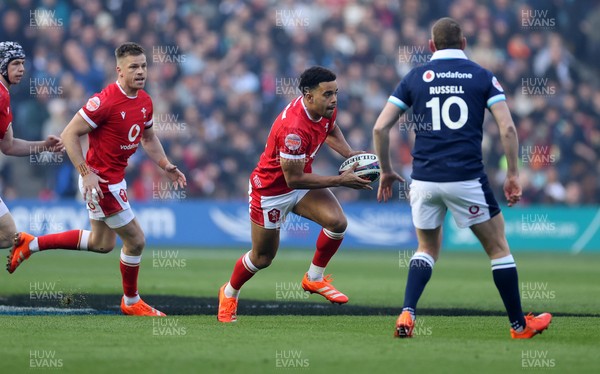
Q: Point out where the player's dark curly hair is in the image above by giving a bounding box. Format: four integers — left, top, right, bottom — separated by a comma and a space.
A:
298, 66, 336, 95
115, 42, 145, 60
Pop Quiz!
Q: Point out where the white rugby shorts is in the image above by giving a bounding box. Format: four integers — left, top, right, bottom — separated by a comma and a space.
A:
78, 176, 135, 229
409, 176, 500, 229
249, 181, 309, 229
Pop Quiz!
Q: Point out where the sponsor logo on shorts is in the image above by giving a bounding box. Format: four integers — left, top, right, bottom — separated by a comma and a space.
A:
468, 205, 485, 220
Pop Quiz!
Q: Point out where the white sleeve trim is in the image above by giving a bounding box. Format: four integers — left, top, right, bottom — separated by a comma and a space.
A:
388, 96, 409, 110
487, 94, 506, 108
144, 118, 153, 128
279, 152, 306, 160
78, 108, 98, 129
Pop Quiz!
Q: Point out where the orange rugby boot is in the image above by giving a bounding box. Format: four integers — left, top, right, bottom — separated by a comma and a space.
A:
511, 312, 552, 339
394, 310, 415, 338
120, 297, 166, 317
217, 283, 238, 322
6, 232, 35, 274
301, 273, 348, 304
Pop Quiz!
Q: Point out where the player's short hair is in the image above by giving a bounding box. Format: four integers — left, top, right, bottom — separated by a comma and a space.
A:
115, 42, 145, 61
298, 66, 336, 95
431, 17, 463, 50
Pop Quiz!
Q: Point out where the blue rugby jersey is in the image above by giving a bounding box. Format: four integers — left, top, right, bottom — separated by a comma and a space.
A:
389, 49, 505, 182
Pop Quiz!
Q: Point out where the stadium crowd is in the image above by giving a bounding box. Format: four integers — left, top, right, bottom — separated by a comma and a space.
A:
1, 0, 598, 204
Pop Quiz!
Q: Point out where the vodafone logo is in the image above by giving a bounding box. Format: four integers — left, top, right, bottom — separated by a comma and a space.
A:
423, 70, 435, 83
468, 205, 480, 215
128, 124, 141, 142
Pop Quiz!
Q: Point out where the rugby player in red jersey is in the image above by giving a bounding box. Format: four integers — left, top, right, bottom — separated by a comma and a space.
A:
218, 66, 371, 322
0, 41, 63, 253
7, 42, 186, 317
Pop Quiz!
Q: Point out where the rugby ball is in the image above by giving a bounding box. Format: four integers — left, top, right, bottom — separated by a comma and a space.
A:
339, 153, 381, 183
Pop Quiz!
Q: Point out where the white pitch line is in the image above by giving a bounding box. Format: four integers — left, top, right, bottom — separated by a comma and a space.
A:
572, 208, 600, 254
0, 305, 99, 315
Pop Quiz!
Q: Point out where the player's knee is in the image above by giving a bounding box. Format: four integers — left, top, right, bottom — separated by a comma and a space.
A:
124, 238, 145, 256
481, 235, 510, 258
324, 215, 347, 233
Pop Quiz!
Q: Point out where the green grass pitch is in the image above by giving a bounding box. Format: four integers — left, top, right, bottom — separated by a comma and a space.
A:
1, 248, 599, 373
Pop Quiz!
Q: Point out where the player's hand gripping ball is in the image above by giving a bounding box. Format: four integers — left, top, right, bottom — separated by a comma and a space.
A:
339, 153, 381, 183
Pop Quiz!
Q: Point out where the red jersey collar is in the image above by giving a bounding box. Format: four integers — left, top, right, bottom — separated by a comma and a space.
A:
115, 81, 138, 99
300, 96, 323, 123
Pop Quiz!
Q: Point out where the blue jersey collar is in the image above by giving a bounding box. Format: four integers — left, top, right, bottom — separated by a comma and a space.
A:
431, 49, 468, 60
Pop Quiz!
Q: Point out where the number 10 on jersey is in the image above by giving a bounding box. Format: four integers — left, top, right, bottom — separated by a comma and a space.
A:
425, 96, 468, 130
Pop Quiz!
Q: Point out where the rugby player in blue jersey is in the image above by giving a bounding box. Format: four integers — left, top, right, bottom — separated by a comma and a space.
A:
373, 17, 551, 339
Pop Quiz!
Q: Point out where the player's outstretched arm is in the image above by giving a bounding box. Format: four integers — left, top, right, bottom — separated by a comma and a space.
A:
281, 157, 371, 190
325, 125, 364, 158
140, 126, 186, 189
62, 113, 107, 200
373, 102, 405, 202
0, 126, 64, 156
490, 101, 521, 207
